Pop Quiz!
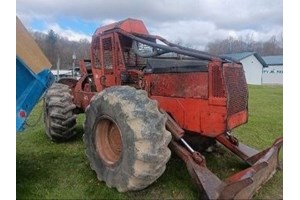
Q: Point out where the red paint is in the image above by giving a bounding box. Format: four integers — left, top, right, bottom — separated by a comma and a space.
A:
149, 72, 208, 99
60, 19, 282, 198
150, 96, 227, 137
69, 18, 248, 137
227, 110, 248, 130
94, 18, 149, 35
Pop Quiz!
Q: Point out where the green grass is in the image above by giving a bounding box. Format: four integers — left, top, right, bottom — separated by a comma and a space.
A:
16, 85, 283, 199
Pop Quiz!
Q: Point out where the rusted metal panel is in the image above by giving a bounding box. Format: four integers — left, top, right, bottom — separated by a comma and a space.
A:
211, 63, 226, 98
222, 63, 248, 130
208, 61, 227, 106
200, 112, 226, 135
223, 63, 248, 117
150, 72, 209, 99
95, 18, 149, 36
72, 74, 96, 110
227, 110, 248, 130
151, 96, 227, 137
73, 90, 95, 111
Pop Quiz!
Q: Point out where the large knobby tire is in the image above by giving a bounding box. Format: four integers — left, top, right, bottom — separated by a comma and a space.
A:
44, 83, 77, 141
84, 86, 172, 192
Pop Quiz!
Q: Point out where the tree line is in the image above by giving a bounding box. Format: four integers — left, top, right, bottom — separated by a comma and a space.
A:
205, 34, 283, 56
32, 30, 90, 69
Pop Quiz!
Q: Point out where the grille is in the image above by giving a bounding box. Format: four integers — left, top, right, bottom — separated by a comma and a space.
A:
212, 65, 225, 97
223, 64, 248, 116
92, 36, 101, 68
103, 38, 113, 69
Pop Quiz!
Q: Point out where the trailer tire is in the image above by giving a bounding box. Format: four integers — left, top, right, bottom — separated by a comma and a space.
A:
44, 83, 77, 141
84, 86, 172, 192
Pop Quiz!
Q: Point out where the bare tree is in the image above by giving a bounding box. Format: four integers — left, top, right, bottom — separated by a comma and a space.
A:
31, 30, 91, 69
205, 34, 283, 56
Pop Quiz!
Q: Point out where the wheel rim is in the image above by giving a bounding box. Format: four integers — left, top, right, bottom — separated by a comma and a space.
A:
95, 116, 123, 166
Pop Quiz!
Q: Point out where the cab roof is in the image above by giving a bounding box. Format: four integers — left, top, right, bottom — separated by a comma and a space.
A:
94, 18, 149, 36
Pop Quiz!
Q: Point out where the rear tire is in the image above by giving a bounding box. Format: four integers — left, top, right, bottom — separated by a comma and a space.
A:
84, 86, 172, 192
44, 83, 77, 141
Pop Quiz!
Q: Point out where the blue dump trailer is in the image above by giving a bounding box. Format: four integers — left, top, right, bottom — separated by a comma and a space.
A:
16, 17, 54, 131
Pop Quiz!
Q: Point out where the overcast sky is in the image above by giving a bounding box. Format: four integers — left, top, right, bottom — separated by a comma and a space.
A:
16, 0, 282, 50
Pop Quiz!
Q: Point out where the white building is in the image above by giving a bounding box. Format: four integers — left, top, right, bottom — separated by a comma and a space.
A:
222, 52, 267, 85
51, 70, 72, 81
51, 70, 72, 76
51, 68, 81, 81
262, 56, 283, 85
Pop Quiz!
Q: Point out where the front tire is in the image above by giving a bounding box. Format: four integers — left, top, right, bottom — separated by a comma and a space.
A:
84, 86, 172, 192
44, 83, 77, 141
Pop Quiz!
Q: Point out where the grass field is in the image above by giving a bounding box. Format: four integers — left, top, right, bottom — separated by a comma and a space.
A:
16, 85, 283, 199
